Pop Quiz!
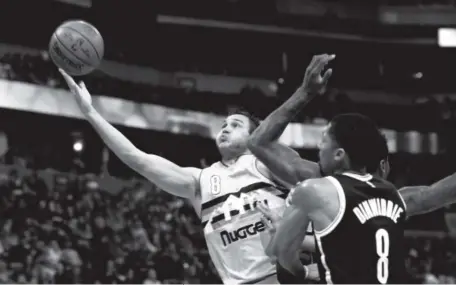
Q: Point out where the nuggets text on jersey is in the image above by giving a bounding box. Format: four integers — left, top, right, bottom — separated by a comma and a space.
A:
220, 221, 266, 246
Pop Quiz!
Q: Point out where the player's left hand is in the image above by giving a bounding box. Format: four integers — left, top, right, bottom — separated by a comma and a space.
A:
301, 53, 335, 95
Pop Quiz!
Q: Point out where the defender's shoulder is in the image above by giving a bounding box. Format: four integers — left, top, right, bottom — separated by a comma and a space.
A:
290, 178, 330, 208
296, 177, 331, 192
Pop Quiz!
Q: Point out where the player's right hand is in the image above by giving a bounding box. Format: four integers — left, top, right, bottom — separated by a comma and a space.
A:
302, 54, 335, 95
59, 68, 94, 115
258, 203, 281, 234
258, 202, 280, 258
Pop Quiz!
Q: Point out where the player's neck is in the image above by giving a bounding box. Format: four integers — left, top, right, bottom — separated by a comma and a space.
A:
221, 151, 250, 166
221, 157, 239, 167
334, 163, 368, 176
337, 168, 368, 176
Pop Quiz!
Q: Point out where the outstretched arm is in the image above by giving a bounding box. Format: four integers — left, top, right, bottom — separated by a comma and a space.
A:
248, 54, 335, 185
86, 110, 201, 199
399, 172, 456, 217
60, 70, 201, 200
248, 87, 320, 185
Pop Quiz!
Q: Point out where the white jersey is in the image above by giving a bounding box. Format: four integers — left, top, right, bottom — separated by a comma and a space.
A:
199, 154, 288, 284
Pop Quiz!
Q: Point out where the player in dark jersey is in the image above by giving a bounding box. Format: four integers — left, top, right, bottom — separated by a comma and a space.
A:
271, 114, 406, 284
249, 53, 456, 221
259, 129, 456, 284
313, 173, 406, 284
248, 54, 456, 284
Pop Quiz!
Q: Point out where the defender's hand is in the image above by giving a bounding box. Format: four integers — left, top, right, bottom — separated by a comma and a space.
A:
258, 202, 281, 234
302, 54, 335, 95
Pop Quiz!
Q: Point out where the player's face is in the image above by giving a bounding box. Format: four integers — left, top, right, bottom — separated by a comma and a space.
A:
318, 124, 345, 175
216, 114, 251, 153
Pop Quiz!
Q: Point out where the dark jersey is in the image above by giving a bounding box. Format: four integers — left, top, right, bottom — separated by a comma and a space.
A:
314, 172, 407, 284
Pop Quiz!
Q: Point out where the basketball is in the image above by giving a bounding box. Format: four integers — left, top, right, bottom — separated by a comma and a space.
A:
49, 20, 104, 76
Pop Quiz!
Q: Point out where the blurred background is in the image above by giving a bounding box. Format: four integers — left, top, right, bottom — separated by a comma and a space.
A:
0, 0, 455, 283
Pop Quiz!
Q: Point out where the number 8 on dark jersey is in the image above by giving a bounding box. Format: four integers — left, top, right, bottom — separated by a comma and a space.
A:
314, 173, 407, 284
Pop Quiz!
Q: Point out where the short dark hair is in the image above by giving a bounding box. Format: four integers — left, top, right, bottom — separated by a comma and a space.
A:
228, 108, 261, 134
366, 134, 389, 173
328, 113, 385, 171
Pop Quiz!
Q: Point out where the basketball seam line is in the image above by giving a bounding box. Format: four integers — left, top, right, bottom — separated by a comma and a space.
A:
64, 26, 102, 60
54, 35, 94, 68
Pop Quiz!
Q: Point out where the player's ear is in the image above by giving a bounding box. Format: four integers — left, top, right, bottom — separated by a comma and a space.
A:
379, 160, 385, 172
333, 148, 345, 162
379, 158, 390, 178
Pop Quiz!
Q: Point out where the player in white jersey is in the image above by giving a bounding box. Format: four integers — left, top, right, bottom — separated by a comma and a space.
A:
58, 69, 319, 284
199, 154, 289, 283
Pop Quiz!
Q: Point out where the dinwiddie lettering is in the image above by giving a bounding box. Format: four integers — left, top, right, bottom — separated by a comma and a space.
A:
353, 198, 404, 224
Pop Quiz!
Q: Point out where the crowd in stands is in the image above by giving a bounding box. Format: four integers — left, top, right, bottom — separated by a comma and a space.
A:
0, 51, 263, 117
1, 49, 456, 132
0, 161, 219, 284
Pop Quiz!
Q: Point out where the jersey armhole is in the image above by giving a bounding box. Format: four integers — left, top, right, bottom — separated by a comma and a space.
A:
398, 191, 408, 214
314, 176, 347, 237
252, 156, 275, 184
